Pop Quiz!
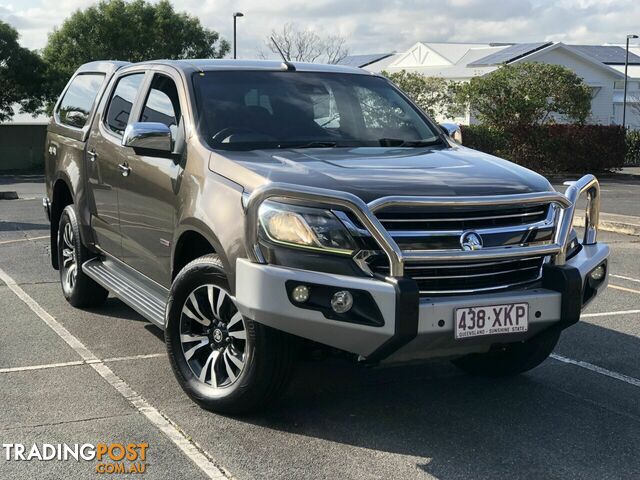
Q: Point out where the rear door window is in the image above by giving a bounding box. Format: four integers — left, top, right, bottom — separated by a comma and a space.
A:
56, 73, 105, 128
105, 73, 145, 136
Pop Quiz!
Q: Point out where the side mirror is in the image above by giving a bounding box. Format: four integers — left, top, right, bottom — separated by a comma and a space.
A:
439, 123, 462, 144
122, 122, 172, 152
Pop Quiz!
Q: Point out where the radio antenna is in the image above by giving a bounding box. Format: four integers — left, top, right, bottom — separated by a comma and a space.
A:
270, 36, 296, 71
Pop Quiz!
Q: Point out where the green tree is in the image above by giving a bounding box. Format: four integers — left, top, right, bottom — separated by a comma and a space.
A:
456, 62, 592, 129
42, 0, 230, 96
0, 21, 47, 122
381, 70, 461, 119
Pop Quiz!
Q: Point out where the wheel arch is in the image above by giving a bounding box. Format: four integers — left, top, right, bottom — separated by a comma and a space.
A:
50, 176, 75, 269
172, 221, 231, 284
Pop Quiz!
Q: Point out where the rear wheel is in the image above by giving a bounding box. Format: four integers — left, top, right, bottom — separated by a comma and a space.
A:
58, 205, 108, 308
165, 254, 297, 414
451, 329, 560, 377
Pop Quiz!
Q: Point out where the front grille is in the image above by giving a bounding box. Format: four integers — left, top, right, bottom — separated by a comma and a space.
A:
374, 204, 550, 231
346, 202, 557, 295
368, 256, 545, 295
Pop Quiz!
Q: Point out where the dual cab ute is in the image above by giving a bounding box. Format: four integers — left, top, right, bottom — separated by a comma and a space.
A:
44, 59, 609, 413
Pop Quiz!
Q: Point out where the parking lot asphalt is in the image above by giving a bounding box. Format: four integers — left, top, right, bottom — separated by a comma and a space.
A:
551, 176, 640, 218
1, 177, 639, 479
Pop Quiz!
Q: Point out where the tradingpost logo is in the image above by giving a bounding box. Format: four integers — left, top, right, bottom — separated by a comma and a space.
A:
3, 442, 148, 474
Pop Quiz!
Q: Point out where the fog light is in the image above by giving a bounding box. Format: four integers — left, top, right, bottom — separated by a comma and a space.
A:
292, 285, 310, 303
331, 290, 353, 313
590, 264, 605, 281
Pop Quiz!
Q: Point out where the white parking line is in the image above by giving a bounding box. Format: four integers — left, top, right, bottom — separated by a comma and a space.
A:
0, 266, 229, 480
0, 353, 167, 374
609, 284, 640, 295
0, 235, 49, 245
0, 360, 85, 373
102, 352, 167, 363
611, 274, 640, 284
582, 309, 640, 318
551, 354, 640, 388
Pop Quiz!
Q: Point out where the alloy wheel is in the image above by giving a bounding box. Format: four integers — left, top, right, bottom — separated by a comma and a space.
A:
61, 222, 77, 294
179, 284, 248, 388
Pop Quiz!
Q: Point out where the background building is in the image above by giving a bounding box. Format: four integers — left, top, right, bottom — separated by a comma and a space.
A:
340, 42, 640, 128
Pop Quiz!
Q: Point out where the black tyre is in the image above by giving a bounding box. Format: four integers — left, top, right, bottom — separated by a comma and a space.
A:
451, 329, 560, 378
58, 205, 109, 308
165, 254, 297, 414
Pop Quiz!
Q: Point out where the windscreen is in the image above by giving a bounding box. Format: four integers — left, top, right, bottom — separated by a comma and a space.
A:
192, 71, 442, 150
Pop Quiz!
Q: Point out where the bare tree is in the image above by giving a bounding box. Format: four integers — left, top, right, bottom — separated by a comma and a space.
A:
259, 23, 349, 64
323, 34, 349, 64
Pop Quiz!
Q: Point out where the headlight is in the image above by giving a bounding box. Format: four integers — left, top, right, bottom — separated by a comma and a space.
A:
258, 202, 356, 254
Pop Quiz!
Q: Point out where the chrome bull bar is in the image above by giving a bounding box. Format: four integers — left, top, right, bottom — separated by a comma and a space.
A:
244, 174, 600, 278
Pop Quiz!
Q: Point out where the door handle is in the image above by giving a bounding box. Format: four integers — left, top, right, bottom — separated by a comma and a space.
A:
118, 163, 131, 177
88, 149, 97, 162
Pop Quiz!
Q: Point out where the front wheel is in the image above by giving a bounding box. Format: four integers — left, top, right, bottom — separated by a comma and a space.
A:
451, 329, 560, 378
165, 254, 297, 414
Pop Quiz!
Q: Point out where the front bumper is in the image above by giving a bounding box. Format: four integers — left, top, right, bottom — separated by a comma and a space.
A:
235, 242, 609, 362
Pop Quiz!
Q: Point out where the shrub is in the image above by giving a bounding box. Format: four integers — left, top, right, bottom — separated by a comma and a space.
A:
626, 129, 640, 166
461, 124, 626, 174
456, 63, 592, 129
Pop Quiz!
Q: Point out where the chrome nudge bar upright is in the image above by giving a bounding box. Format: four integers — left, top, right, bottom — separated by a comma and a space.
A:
243, 175, 600, 277
555, 174, 600, 264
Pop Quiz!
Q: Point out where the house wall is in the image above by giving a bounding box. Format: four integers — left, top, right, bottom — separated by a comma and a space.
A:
613, 80, 640, 129
0, 124, 48, 172
392, 43, 452, 68
524, 48, 617, 125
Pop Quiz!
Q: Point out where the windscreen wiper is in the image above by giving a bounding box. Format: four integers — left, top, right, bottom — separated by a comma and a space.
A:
277, 141, 338, 149
377, 138, 442, 147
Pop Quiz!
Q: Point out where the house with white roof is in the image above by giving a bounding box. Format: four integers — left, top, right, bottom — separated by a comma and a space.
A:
340, 42, 640, 128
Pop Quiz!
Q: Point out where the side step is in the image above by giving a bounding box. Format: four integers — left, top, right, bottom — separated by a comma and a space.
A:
83, 258, 168, 329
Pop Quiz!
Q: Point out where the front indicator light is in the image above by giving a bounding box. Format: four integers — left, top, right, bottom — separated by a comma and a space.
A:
590, 264, 605, 282
292, 285, 310, 303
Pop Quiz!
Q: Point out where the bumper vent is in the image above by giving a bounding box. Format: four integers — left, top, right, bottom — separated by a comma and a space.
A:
368, 256, 545, 295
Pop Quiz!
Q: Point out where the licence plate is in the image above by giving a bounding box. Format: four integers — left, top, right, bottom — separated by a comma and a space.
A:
455, 303, 528, 339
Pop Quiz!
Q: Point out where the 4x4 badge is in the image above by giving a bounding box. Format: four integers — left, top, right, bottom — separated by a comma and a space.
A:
460, 231, 483, 251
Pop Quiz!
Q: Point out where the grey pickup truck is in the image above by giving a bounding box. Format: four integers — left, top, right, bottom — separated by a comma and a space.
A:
43, 59, 609, 414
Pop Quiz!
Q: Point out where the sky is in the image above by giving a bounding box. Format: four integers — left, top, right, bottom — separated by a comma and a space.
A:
1, 0, 640, 58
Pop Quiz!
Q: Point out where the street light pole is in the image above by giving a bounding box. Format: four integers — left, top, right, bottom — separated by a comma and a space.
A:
623, 34, 639, 129
233, 12, 244, 59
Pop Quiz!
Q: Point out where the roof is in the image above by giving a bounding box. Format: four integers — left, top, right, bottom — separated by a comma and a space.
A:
468, 42, 552, 66
337, 53, 394, 68
77, 60, 130, 74
422, 42, 499, 64
610, 65, 640, 79
569, 45, 640, 65
117, 59, 369, 75
366, 46, 505, 79
362, 53, 403, 73
509, 43, 625, 78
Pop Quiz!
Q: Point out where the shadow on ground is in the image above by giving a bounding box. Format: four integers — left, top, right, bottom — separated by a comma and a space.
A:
0, 221, 50, 232
228, 321, 640, 479
0, 174, 45, 185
